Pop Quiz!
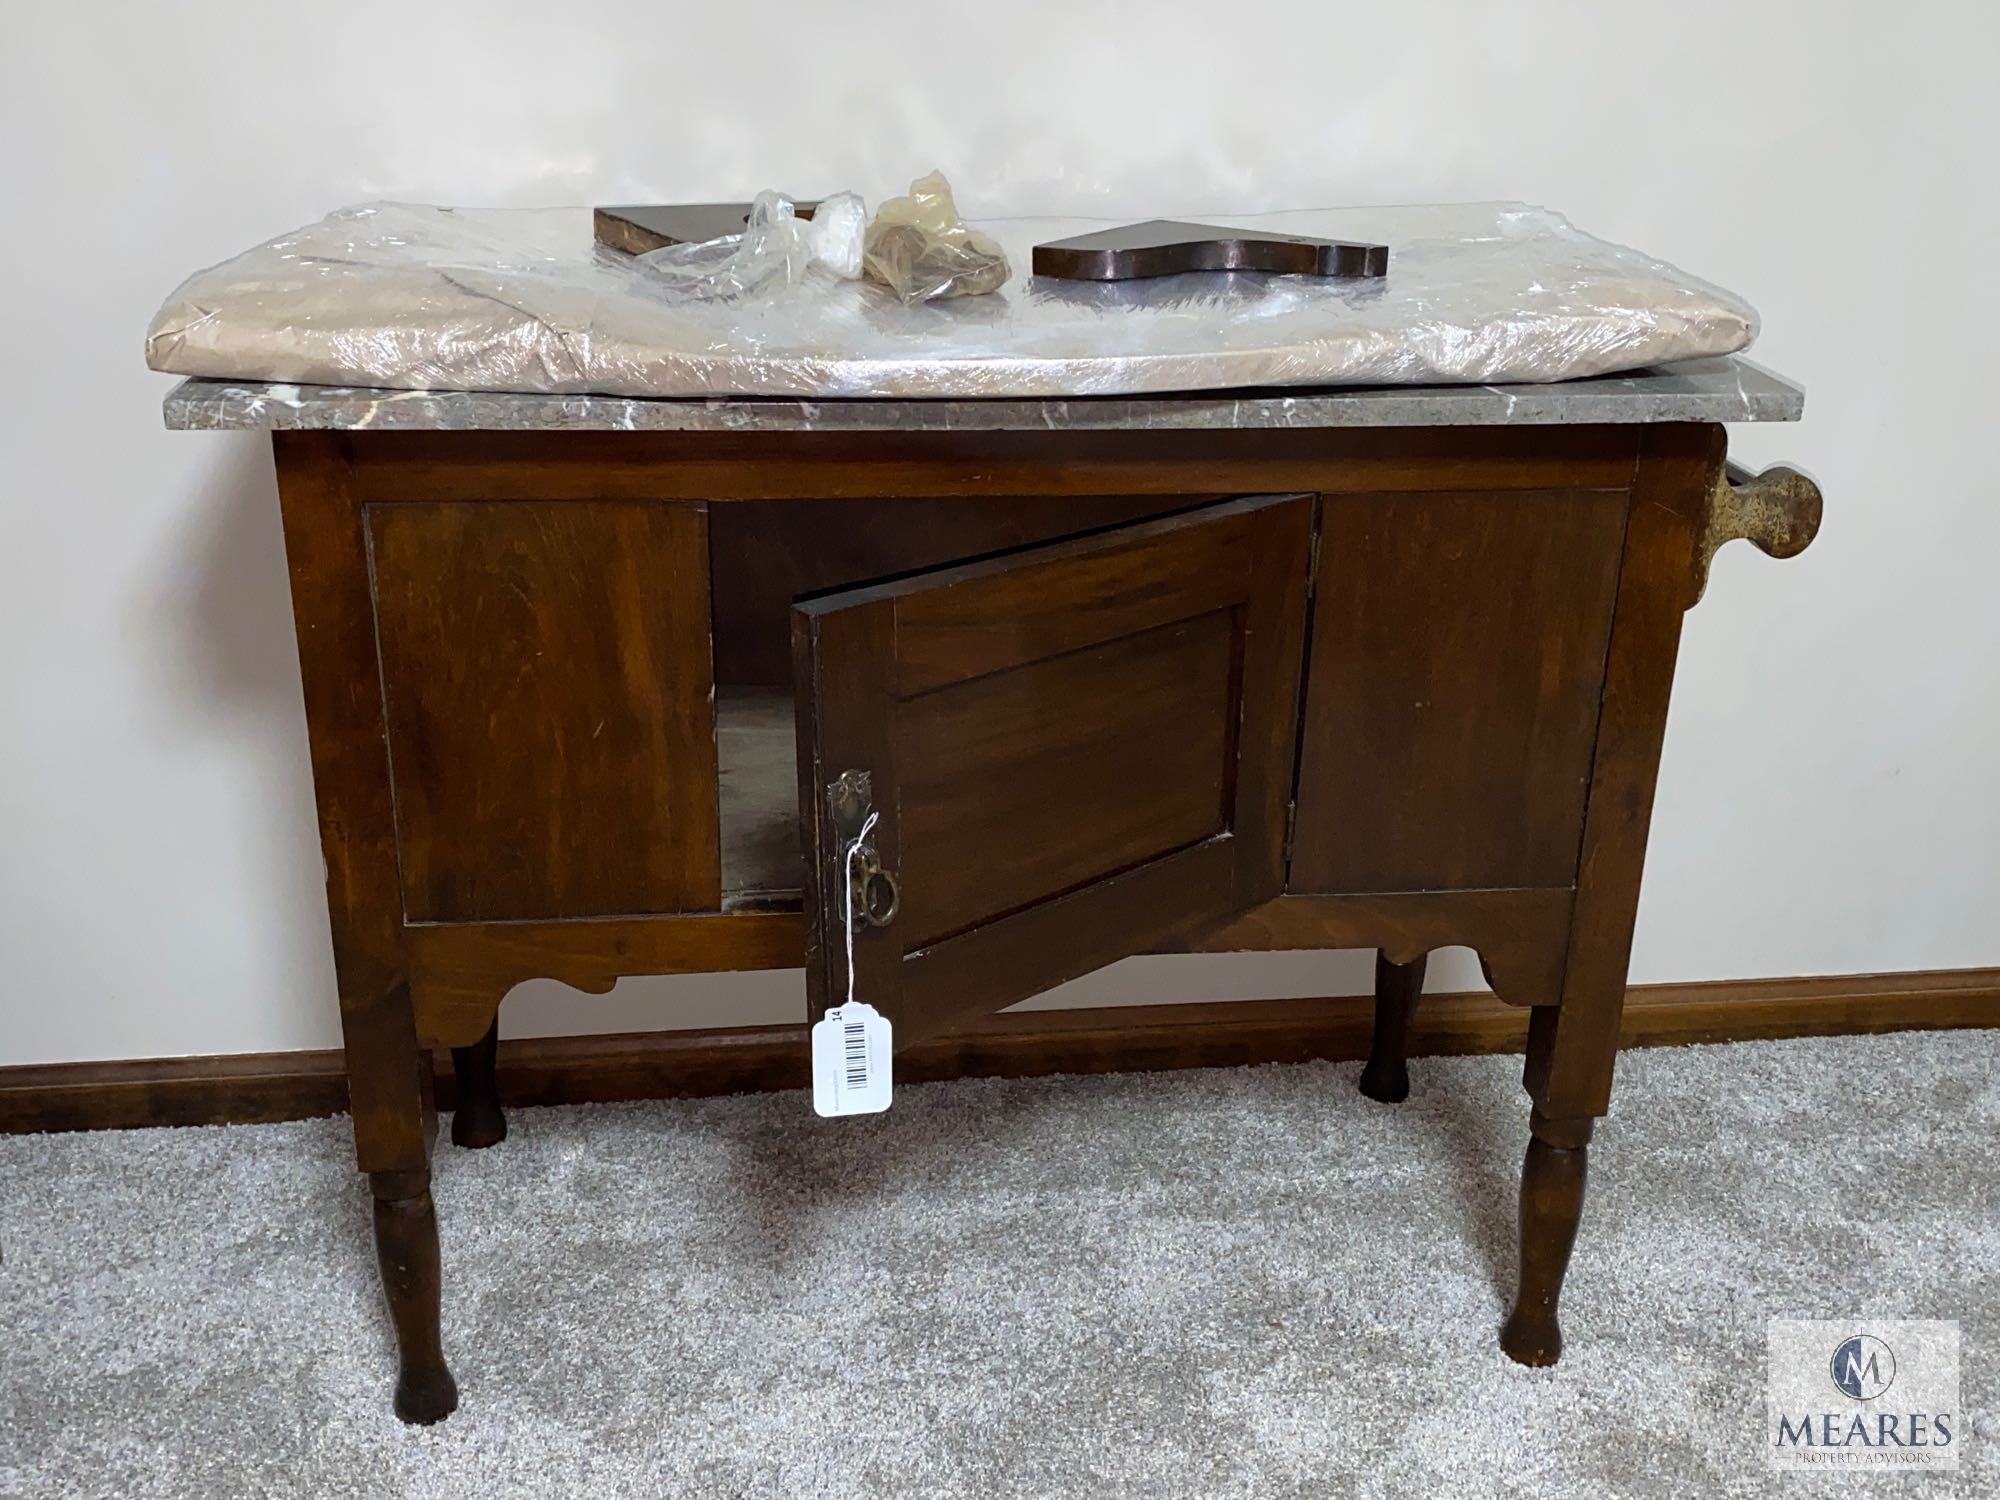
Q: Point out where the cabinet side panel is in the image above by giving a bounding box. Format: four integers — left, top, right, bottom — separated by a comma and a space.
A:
1291, 488, 1627, 894
369, 500, 720, 922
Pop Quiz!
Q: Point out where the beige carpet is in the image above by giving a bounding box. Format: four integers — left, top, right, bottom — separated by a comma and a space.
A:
1, 1029, 1994, 1498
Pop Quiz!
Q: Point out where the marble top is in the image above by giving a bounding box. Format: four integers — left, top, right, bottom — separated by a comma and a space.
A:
162, 357, 1801, 435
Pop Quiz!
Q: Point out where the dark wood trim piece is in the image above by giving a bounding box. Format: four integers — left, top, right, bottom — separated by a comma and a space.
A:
341, 426, 1643, 505
0, 1049, 351, 1133
406, 911, 806, 1049
402, 887, 1572, 1053
1173, 889, 1573, 1008
3, 968, 1991, 1134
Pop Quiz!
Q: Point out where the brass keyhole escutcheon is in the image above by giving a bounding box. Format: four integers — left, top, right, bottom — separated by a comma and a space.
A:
828, 769, 873, 845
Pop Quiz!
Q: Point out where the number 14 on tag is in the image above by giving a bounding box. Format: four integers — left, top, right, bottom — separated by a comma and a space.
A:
811, 1002, 893, 1117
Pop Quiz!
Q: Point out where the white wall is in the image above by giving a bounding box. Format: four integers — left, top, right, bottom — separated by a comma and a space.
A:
2, 2, 1995, 1067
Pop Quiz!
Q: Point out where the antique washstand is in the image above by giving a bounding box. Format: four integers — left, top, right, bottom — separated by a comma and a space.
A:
152, 203, 1820, 1420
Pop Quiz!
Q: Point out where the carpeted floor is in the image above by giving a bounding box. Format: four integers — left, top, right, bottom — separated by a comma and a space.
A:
1, 1029, 1993, 1498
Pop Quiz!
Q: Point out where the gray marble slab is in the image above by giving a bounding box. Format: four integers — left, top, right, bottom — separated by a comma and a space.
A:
162, 356, 1801, 435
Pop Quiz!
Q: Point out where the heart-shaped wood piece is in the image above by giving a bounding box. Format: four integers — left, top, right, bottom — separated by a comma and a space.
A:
1033, 220, 1387, 281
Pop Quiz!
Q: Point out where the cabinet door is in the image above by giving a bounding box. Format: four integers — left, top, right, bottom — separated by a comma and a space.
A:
369, 500, 720, 922
792, 495, 1313, 1045
1289, 487, 1627, 894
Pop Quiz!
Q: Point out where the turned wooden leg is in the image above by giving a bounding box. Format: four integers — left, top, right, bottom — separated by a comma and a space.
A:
1500, 1110, 1593, 1366
450, 1017, 507, 1149
370, 1168, 459, 1424
1358, 950, 1427, 1103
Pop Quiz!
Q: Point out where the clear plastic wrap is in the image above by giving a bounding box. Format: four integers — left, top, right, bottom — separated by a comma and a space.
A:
807, 193, 867, 281
862, 171, 1010, 302
145, 200, 1757, 399
634, 190, 864, 298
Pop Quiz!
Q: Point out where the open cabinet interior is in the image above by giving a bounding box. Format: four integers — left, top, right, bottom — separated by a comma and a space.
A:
716, 683, 798, 907
707, 495, 1208, 908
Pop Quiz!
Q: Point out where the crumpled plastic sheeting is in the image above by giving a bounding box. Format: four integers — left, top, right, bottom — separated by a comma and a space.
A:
145, 201, 1757, 399
636, 190, 866, 298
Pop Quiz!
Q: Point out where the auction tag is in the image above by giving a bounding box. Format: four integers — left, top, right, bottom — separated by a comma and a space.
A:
811, 1001, 893, 1117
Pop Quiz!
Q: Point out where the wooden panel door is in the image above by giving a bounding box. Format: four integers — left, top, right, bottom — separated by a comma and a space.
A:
792, 495, 1314, 1046
1289, 487, 1627, 894
368, 500, 720, 922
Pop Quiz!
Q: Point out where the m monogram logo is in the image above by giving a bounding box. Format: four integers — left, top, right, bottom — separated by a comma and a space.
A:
1830, 1335, 1897, 1401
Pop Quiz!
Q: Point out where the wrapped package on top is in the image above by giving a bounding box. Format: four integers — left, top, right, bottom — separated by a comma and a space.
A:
146, 199, 1757, 400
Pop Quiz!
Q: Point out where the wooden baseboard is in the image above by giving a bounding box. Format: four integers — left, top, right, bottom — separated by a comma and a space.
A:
2, 968, 1993, 1134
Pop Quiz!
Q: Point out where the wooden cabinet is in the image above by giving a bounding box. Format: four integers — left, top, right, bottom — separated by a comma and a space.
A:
291, 427, 1687, 1057
361, 480, 1625, 1040
355, 480, 1631, 1009
261, 418, 1820, 1422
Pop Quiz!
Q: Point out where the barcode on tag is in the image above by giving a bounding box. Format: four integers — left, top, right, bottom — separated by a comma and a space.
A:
844, 1020, 869, 1088
812, 1001, 892, 1117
